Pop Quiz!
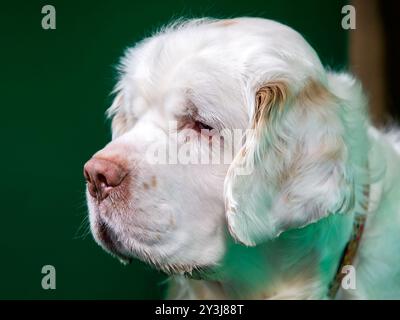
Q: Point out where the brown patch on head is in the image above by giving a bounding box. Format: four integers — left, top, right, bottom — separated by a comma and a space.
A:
253, 81, 288, 128
252, 79, 335, 129
143, 182, 149, 190
297, 79, 337, 107
213, 19, 238, 27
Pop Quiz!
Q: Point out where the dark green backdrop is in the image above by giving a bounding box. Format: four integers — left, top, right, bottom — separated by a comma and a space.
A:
0, 0, 347, 299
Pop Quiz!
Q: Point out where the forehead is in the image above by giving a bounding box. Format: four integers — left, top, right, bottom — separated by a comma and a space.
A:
118, 22, 250, 128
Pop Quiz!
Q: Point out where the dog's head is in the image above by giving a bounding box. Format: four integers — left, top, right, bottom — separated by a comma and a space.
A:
84, 18, 368, 274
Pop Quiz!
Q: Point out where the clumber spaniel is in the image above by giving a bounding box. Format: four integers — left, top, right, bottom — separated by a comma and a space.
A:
84, 18, 400, 299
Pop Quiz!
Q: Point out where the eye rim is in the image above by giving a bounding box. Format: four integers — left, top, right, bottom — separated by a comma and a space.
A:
177, 115, 215, 134
194, 120, 214, 132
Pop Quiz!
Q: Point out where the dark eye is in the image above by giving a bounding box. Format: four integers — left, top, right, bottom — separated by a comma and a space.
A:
194, 121, 213, 132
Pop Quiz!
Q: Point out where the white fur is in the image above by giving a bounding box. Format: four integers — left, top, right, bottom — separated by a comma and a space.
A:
86, 17, 400, 299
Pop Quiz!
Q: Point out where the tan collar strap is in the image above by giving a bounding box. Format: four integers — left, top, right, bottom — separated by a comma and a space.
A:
327, 184, 369, 299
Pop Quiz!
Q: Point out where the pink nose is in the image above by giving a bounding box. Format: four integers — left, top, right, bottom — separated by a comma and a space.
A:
83, 158, 128, 201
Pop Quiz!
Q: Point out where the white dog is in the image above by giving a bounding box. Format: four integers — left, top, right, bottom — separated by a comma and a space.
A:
84, 18, 400, 299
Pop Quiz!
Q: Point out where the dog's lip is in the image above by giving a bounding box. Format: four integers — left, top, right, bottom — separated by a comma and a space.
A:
185, 265, 218, 279
97, 219, 132, 264
86, 183, 123, 204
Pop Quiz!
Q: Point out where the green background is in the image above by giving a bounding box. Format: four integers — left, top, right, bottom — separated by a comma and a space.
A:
0, 0, 347, 299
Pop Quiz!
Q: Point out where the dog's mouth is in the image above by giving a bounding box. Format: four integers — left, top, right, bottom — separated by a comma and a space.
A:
95, 219, 132, 264
185, 265, 220, 280
89, 199, 222, 275
94, 221, 202, 273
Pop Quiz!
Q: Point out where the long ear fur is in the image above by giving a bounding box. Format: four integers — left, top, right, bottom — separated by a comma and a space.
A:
224, 73, 369, 246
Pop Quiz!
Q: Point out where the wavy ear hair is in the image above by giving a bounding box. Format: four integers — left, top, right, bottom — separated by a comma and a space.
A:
224, 74, 367, 246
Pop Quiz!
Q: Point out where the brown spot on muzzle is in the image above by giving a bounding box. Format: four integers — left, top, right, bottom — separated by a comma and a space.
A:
151, 176, 157, 188
142, 177, 157, 190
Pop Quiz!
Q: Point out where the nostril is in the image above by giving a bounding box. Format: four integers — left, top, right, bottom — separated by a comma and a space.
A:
96, 173, 109, 187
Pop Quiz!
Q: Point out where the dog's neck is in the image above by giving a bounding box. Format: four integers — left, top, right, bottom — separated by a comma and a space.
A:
169, 212, 356, 299
172, 170, 376, 299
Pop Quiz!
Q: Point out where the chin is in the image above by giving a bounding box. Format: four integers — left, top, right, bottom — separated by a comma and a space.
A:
87, 190, 225, 274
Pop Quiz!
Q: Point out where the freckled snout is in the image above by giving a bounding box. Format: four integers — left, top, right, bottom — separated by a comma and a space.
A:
84, 157, 128, 201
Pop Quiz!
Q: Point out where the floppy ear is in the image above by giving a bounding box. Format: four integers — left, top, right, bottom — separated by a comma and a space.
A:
224, 75, 367, 246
